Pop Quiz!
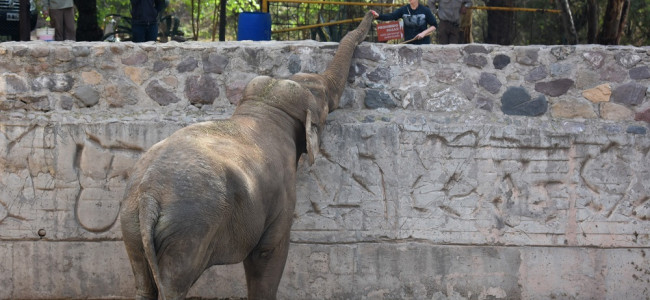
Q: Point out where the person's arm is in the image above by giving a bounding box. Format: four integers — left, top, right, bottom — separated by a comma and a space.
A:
371, 6, 405, 21
415, 7, 437, 40
415, 25, 435, 40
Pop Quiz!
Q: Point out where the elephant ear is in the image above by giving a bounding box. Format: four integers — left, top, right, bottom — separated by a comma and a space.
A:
305, 109, 319, 165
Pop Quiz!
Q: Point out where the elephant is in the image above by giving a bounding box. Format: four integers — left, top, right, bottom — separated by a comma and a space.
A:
119, 11, 375, 300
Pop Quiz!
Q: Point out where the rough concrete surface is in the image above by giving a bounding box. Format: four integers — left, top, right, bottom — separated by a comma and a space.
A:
1, 41, 649, 299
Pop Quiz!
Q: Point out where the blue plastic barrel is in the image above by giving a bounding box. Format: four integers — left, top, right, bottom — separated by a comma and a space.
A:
238, 12, 272, 41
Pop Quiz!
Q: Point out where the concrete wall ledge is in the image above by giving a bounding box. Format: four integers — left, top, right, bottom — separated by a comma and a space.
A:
1, 41, 649, 299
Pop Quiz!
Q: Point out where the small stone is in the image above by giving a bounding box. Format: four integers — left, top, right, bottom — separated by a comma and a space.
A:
146, 80, 181, 106
493, 54, 511, 70
635, 108, 650, 123
153, 61, 171, 72
81, 71, 102, 85
365, 89, 395, 109
600, 102, 634, 121
362, 115, 376, 123
348, 63, 367, 82
582, 84, 611, 103
525, 66, 547, 82
60, 95, 75, 110
20, 96, 51, 111
72, 46, 91, 57
288, 54, 301, 74
398, 47, 421, 65
202, 52, 229, 73
30, 46, 50, 58
629, 66, 650, 80
550, 98, 597, 119
177, 57, 199, 73
501, 86, 547, 116
626, 126, 647, 135
367, 67, 391, 83
73, 86, 100, 107
458, 79, 476, 100
185, 75, 219, 106
124, 66, 144, 85
2, 74, 28, 94
550, 63, 572, 77
614, 52, 642, 68
54, 47, 73, 62
599, 63, 627, 83
47, 74, 74, 92
121, 51, 148, 65
575, 70, 600, 89
463, 44, 489, 54
478, 72, 501, 94
423, 47, 462, 64
515, 48, 539, 65
535, 78, 574, 97
354, 44, 382, 61
464, 54, 487, 69
551, 46, 575, 60
476, 96, 493, 111
583, 51, 605, 69
611, 82, 646, 106
436, 68, 461, 84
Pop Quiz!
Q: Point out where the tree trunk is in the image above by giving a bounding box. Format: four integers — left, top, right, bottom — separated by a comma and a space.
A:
74, 0, 103, 41
598, 0, 630, 45
219, 0, 227, 41
485, 0, 515, 45
587, 0, 598, 44
556, 0, 578, 44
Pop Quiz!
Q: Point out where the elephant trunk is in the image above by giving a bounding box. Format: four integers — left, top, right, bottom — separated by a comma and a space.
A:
321, 11, 374, 111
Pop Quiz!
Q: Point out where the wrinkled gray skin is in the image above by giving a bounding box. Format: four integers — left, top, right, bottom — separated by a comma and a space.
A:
120, 12, 374, 300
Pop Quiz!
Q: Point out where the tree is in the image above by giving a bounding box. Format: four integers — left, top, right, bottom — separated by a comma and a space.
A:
556, 0, 577, 44
189, 0, 203, 40
586, 0, 599, 43
598, 0, 630, 44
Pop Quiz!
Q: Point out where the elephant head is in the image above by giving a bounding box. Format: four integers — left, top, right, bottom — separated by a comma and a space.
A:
239, 11, 374, 164
120, 11, 374, 300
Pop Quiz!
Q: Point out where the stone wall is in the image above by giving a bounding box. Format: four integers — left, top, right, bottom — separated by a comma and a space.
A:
1, 40, 649, 299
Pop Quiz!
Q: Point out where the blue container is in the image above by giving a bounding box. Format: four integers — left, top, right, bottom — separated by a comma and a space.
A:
238, 12, 272, 41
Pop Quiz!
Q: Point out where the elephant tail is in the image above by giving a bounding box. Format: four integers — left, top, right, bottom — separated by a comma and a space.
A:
138, 194, 166, 299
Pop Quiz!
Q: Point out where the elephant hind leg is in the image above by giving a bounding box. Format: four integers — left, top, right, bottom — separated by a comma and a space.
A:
124, 243, 158, 300
243, 229, 291, 300
155, 236, 213, 299
121, 211, 158, 299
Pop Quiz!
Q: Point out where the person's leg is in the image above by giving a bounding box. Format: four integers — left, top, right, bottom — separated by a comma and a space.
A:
49, 9, 65, 41
62, 7, 76, 41
145, 23, 159, 42
132, 23, 146, 42
437, 21, 450, 44
449, 26, 460, 44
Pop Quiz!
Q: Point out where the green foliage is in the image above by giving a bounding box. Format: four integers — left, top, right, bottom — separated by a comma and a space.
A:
97, 0, 131, 21
623, 0, 650, 45
93, 0, 650, 44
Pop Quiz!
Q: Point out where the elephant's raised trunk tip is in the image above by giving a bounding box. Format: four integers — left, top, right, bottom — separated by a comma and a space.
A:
322, 11, 374, 111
